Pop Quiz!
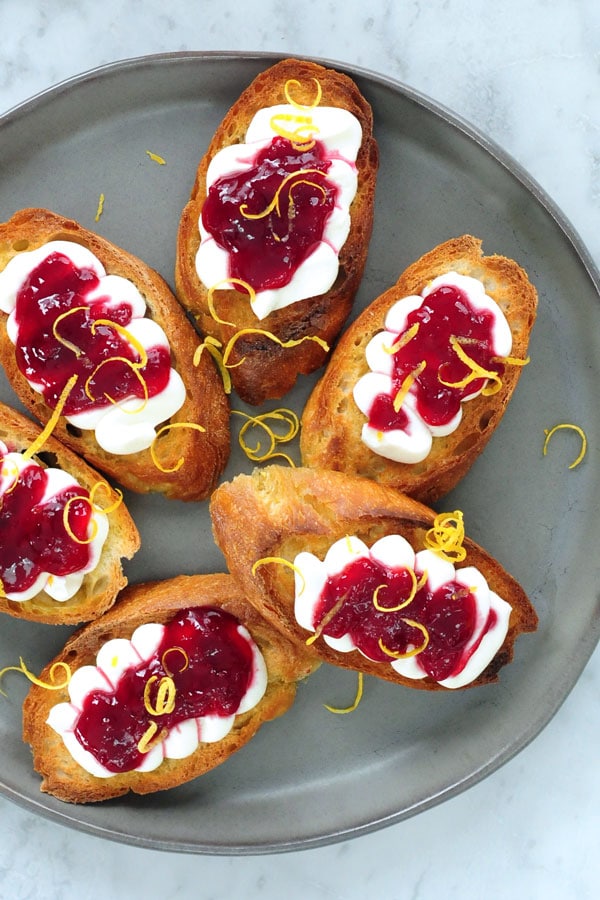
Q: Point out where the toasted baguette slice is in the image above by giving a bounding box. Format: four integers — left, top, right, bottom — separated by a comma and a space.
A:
175, 57, 378, 405
210, 466, 538, 690
300, 236, 538, 503
22, 573, 318, 803
0, 401, 139, 624
0, 208, 230, 501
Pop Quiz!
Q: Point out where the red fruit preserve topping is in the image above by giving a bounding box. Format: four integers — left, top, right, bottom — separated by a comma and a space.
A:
201, 136, 337, 292
370, 282, 504, 432
314, 555, 486, 681
13, 250, 171, 416
74, 607, 256, 773
0, 449, 93, 596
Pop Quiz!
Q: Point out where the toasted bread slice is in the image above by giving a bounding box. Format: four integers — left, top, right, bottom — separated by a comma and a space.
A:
0, 401, 139, 624
210, 466, 538, 691
300, 236, 538, 503
175, 57, 378, 405
22, 573, 318, 802
0, 208, 230, 501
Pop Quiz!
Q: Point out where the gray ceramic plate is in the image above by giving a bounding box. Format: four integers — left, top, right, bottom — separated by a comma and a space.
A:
0, 52, 599, 855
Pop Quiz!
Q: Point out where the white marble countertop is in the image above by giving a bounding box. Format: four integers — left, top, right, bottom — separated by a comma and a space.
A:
0, 1, 598, 897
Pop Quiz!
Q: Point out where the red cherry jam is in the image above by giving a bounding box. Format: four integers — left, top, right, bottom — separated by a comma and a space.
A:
13, 249, 171, 416
314, 554, 490, 681
74, 607, 257, 773
201, 136, 337, 292
0, 450, 93, 596
369, 283, 504, 432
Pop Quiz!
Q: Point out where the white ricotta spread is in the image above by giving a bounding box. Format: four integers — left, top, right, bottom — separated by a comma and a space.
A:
353, 272, 513, 463
46, 620, 268, 777
195, 103, 362, 320
293, 534, 511, 688
0, 443, 108, 602
0, 241, 186, 455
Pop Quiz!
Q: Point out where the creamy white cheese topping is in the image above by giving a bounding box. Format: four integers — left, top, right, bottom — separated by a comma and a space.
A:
0, 443, 108, 602
294, 534, 511, 688
0, 241, 186, 455
353, 272, 513, 464
46, 620, 268, 777
195, 104, 362, 320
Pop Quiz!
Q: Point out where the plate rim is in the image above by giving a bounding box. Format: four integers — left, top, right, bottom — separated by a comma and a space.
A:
1, 49, 599, 855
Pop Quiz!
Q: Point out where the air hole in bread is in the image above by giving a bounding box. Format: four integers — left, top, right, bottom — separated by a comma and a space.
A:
65, 423, 82, 438
35, 451, 58, 468
479, 409, 495, 431
12, 239, 30, 252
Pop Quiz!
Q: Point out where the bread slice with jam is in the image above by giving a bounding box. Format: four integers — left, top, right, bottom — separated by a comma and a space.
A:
0, 208, 230, 501
300, 235, 538, 504
175, 57, 379, 405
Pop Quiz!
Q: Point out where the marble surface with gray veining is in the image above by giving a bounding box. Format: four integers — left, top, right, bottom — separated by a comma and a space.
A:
0, 1, 598, 897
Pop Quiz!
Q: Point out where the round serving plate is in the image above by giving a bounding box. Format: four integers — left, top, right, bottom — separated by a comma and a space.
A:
0, 51, 599, 854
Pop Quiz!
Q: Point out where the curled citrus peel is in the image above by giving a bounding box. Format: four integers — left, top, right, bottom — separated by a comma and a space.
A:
88, 480, 123, 515
143, 675, 177, 716
251, 556, 306, 597
438, 336, 502, 396
424, 510, 467, 563
149, 421, 206, 474
239, 168, 325, 220
51, 306, 90, 357
161, 646, 189, 677
222, 329, 329, 368
384, 322, 420, 355
207, 280, 251, 326
543, 423, 587, 470
378, 619, 430, 659
393, 361, 426, 413
22, 374, 78, 461
62, 495, 99, 545
193, 336, 232, 394
0, 658, 72, 697
84, 356, 149, 413
232, 407, 299, 466
372, 568, 428, 613
137, 721, 168, 755
90, 320, 149, 370
306, 592, 348, 647
283, 77, 323, 110
324, 672, 364, 715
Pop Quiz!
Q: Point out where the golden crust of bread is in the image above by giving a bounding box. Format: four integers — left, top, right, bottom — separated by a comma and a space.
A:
0, 208, 231, 501
0, 400, 139, 624
22, 573, 318, 803
300, 235, 538, 504
210, 465, 538, 691
175, 57, 379, 405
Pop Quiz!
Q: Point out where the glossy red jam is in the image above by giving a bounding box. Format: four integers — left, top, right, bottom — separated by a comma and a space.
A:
369, 284, 504, 432
0, 451, 93, 596
314, 555, 491, 681
13, 250, 171, 416
201, 136, 337, 292
74, 607, 256, 773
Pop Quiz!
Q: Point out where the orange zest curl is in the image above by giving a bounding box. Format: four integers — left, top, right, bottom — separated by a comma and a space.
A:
424, 510, 467, 563
149, 421, 206, 474
324, 672, 364, 715
22, 374, 78, 461
393, 361, 426, 413
207, 280, 253, 326
52, 306, 90, 357
145, 150, 166, 165
84, 356, 149, 413
543, 423, 587, 470
137, 721, 168, 754
384, 322, 420, 356
0, 658, 72, 697
252, 556, 306, 597
372, 568, 427, 613
62, 494, 99, 545
232, 407, 299, 467
161, 646, 189, 678
306, 592, 348, 647
239, 169, 325, 220
88, 480, 123, 515
378, 619, 430, 660
283, 77, 323, 110
94, 193, 105, 222
193, 336, 232, 394
90, 320, 149, 370
221, 329, 329, 368
269, 113, 318, 150
439, 336, 502, 396
143, 675, 177, 716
